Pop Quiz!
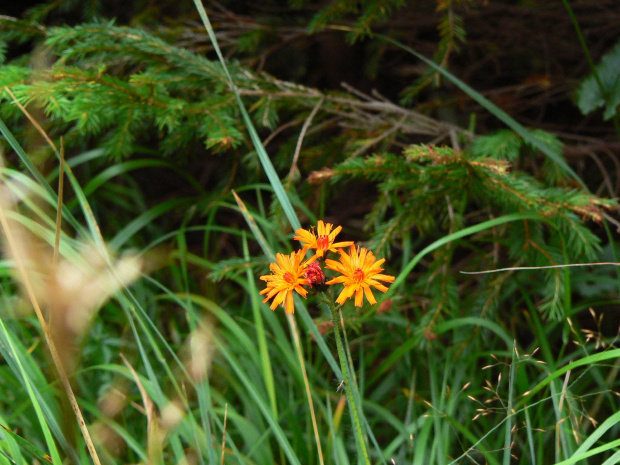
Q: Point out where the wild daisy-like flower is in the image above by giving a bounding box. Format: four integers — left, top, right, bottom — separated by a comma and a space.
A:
259, 250, 316, 314
325, 245, 395, 307
294, 220, 354, 259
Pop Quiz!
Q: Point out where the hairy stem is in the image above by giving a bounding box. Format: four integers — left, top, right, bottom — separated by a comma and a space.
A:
323, 292, 371, 465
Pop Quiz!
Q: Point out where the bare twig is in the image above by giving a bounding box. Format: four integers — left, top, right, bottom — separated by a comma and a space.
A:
289, 96, 324, 178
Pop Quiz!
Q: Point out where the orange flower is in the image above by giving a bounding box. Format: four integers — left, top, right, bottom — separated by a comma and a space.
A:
294, 220, 354, 259
325, 245, 395, 307
259, 250, 316, 314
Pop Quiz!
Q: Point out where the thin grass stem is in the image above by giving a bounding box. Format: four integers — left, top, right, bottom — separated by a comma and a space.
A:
287, 313, 326, 465
0, 199, 102, 465
53, 139, 64, 266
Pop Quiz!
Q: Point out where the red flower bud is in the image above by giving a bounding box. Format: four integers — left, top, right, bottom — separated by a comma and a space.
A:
304, 262, 325, 287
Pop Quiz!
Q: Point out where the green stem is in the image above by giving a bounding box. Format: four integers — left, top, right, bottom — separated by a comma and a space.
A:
323, 293, 371, 465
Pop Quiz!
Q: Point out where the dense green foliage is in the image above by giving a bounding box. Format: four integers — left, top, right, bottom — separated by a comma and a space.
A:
1, 1, 620, 464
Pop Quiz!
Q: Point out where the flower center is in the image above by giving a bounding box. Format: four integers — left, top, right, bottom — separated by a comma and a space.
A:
316, 235, 330, 250
283, 272, 295, 284
353, 268, 365, 282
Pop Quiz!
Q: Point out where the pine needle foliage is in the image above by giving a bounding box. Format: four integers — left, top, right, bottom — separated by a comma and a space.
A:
307, 0, 406, 39
315, 142, 615, 319
0, 14, 443, 170
400, 0, 468, 103
0, 7, 468, 173
1, 20, 253, 160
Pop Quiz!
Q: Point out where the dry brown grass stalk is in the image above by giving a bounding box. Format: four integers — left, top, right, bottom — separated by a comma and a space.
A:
0, 172, 143, 464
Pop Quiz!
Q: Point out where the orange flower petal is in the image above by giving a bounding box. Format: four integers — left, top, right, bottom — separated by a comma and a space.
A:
325, 245, 394, 308
285, 291, 294, 314
259, 249, 312, 314
294, 221, 351, 259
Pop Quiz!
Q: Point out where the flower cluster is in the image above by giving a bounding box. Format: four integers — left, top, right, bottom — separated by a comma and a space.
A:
260, 220, 395, 313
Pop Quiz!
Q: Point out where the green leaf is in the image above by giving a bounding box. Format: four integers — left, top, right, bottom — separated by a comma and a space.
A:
577, 39, 620, 120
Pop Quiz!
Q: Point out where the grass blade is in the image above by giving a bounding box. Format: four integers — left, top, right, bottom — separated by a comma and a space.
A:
191, 0, 300, 231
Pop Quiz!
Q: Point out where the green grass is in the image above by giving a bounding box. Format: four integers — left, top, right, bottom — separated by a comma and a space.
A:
1, 96, 619, 465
